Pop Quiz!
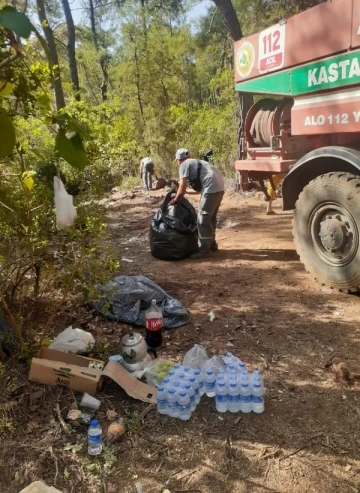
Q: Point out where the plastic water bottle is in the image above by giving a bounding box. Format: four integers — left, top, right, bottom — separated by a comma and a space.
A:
215, 378, 228, 413
228, 365, 237, 383
178, 389, 191, 420
173, 363, 181, 374
178, 372, 187, 385
88, 419, 102, 455
157, 385, 168, 415
185, 382, 196, 412
183, 366, 192, 376
168, 369, 176, 379
172, 380, 181, 393
241, 369, 249, 381
204, 369, 216, 397
194, 369, 205, 396
251, 370, 262, 386
252, 377, 265, 414
240, 376, 252, 413
163, 376, 171, 389
231, 355, 240, 365
218, 368, 226, 382
238, 361, 246, 372
167, 388, 179, 418
189, 375, 200, 404
224, 352, 233, 365
228, 378, 241, 413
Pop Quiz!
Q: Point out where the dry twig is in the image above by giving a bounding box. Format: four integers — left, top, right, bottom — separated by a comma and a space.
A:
55, 403, 71, 436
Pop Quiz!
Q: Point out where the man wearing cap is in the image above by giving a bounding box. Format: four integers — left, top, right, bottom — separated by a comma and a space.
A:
140, 157, 156, 191
171, 148, 225, 259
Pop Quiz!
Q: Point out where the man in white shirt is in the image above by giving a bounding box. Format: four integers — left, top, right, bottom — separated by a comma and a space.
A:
171, 148, 225, 259
140, 157, 155, 191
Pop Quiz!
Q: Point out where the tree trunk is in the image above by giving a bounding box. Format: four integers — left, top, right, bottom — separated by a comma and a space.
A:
88, 0, 98, 50
61, 0, 80, 100
212, 0, 253, 190
36, 0, 66, 110
88, 0, 108, 101
212, 0, 243, 40
99, 54, 109, 101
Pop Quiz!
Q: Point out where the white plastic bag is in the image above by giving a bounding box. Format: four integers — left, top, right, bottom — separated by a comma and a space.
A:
201, 355, 225, 376
182, 344, 209, 369
49, 326, 95, 353
53, 176, 77, 229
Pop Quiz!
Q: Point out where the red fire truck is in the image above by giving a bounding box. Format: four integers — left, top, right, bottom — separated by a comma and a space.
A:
234, 0, 360, 291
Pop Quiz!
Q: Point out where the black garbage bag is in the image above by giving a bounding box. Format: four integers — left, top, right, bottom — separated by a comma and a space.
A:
92, 275, 190, 328
150, 192, 198, 261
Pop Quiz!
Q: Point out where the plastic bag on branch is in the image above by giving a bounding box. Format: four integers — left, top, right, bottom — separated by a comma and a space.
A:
53, 176, 77, 229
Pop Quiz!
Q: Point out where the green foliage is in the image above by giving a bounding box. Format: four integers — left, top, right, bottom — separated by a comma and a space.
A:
0, 6, 32, 38
55, 129, 88, 170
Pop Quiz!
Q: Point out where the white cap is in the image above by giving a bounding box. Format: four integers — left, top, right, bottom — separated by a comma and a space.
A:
142, 157, 153, 165
175, 148, 190, 160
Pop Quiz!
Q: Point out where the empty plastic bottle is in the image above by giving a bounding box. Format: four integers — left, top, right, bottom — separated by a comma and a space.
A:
228, 378, 241, 413
88, 419, 102, 455
189, 375, 200, 404
178, 389, 191, 420
194, 369, 205, 396
157, 385, 168, 415
167, 388, 179, 418
240, 375, 252, 413
252, 377, 265, 414
185, 382, 196, 412
215, 378, 228, 413
204, 368, 216, 397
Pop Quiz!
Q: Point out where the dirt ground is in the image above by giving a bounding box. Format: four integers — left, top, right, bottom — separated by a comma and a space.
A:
1, 187, 360, 493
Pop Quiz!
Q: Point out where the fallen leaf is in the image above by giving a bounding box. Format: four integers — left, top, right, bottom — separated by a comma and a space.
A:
345, 464, 351, 472
107, 409, 118, 421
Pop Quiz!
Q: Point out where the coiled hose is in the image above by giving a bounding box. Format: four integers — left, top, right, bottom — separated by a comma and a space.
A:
249, 98, 279, 147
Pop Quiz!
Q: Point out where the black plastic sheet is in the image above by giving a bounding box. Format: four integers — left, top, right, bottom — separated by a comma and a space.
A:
92, 275, 190, 329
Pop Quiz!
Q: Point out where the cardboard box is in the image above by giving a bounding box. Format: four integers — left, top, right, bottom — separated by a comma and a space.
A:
20, 481, 62, 493
28, 348, 156, 404
29, 348, 103, 394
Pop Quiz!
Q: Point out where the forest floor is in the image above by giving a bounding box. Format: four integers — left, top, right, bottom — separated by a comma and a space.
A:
1, 186, 360, 493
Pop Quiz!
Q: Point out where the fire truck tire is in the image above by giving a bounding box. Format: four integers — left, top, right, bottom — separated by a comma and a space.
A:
293, 172, 360, 292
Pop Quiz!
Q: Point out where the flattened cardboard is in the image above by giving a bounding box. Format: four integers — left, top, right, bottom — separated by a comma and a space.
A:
28, 347, 157, 404
103, 361, 156, 404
